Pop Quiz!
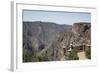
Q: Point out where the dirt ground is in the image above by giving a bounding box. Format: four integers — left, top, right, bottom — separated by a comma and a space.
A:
77, 51, 87, 60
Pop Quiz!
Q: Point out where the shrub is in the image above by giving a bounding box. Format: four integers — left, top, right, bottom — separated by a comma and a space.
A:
35, 52, 49, 61
65, 49, 79, 60
23, 51, 49, 62
85, 48, 91, 59
68, 51, 79, 60
23, 52, 34, 62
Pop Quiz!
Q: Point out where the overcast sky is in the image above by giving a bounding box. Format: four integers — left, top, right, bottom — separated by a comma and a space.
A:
23, 10, 91, 25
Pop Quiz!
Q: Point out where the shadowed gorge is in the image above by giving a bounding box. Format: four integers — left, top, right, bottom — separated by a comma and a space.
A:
23, 21, 91, 62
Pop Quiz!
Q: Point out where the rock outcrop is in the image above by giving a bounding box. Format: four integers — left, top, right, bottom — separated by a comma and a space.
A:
47, 22, 91, 61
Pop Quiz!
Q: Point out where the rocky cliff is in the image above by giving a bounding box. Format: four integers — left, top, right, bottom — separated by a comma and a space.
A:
47, 22, 91, 61
23, 21, 91, 62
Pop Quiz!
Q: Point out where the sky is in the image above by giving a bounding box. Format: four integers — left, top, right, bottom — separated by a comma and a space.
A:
23, 10, 91, 25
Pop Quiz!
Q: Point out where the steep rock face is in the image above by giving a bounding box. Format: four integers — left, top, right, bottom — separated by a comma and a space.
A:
47, 31, 72, 61
23, 21, 72, 55
47, 22, 91, 61
72, 22, 91, 46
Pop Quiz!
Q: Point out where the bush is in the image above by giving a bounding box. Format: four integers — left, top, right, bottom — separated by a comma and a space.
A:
35, 52, 49, 61
68, 51, 79, 60
65, 49, 79, 60
23, 52, 34, 62
23, 51, 49, 62
85, 48, 91, 59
